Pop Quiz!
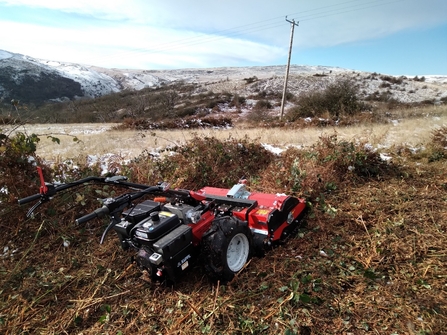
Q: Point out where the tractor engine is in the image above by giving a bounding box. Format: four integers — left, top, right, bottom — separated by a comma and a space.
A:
113, 200, 197, 281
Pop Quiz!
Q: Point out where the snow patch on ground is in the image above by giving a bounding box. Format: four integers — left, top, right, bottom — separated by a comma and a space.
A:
424, 75, 447, 84
262, 143, 285, 155
380, 153, 392, 162
87, 153, 129, 175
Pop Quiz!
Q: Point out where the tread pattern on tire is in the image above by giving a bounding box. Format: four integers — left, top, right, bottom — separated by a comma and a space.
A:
201, 216, 251, 283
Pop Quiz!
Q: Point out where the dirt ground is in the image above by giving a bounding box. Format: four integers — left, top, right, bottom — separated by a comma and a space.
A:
1, 126, 446, 334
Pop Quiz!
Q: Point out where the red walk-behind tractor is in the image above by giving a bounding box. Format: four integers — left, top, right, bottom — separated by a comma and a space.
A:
19, 167, 307, 284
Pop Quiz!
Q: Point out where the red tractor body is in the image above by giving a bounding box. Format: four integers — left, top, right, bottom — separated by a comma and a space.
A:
19, 171, 307, 284
199, 184, 306, 243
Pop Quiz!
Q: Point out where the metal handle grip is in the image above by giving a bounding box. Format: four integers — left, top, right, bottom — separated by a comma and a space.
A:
75, 206, 110, 224
18, 194, 41, 205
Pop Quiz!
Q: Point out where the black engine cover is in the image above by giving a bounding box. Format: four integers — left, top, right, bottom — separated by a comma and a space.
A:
134, 211, 181, 244
153, 224, 192, 260
122, 200, 161, 225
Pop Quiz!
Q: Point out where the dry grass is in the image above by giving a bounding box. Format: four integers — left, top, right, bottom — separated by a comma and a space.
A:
2, 155, 446, 334
1, 104, 447, 335
5, 104, 447, 163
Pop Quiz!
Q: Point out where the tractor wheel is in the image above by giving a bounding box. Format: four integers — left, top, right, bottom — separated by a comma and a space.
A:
202, 216, 251, 283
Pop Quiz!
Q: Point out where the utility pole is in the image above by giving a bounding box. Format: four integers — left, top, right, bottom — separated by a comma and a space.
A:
279, 17, 299, 121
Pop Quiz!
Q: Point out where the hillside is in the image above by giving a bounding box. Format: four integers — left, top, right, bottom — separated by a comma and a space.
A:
1, 48, 447, 334
1, 49, 446, 107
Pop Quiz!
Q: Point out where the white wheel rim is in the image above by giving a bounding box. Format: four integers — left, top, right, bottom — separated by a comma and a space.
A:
226, 233, 249, 272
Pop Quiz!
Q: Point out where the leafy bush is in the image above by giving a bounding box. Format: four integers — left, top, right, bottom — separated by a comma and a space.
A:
259, 135, 393, 199
413, 76, 426, 82
175, 107, 197, 118
243, 99, 276, 125
254, 99, 272, 110
0, 130, 45, 204
0, 115, 18, 124
229, 94, 246, 108
286, 78, 368, 121
245, 108, 274, 124
380, 75, 404, 85
116, 115, 232, 130
127, 135, 274, 189
243, 76, 258, 84
427, 126, 447, 162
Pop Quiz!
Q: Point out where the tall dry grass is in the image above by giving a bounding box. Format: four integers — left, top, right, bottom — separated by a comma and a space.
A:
4, 105, 446, 162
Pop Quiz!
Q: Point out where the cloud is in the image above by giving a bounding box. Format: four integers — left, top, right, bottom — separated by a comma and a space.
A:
3, 1, 447, 45
0, 0, 146, 21
1, 0, 446, 70
0, 18, 284, 69
287, 0, 447, 48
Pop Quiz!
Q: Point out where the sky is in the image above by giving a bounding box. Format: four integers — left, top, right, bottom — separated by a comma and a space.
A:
0, 0, 446, 76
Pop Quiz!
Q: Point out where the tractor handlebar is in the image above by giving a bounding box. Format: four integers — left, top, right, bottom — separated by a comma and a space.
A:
18, 167, 203, 226
76, 206, 110, 225
75, 186, 161, 225
18, 193, 42, 205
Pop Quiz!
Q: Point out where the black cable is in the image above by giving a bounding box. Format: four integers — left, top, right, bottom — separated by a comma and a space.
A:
88, 0, 405, 64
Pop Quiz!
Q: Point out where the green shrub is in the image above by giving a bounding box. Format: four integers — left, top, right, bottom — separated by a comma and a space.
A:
380, 75, 404, 85
243, 76, 258, 84
229, 94, 246, 108
254, 99, 272, 110
286, 91, 326, 119
322, 78, 365, 116
413, 76, 426, 82
0, 115, 18, 125
143, 135, 274, 189
259, 135, 394, 199
286, 78, 368, 121
0, 130, 46, 204
427, 126, 447, 162
245, 108, 273, 124
175, 107, 197, 118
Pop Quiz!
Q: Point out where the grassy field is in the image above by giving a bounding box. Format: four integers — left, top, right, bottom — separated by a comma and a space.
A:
6, 105, 447, 163
1, 104, 447, 334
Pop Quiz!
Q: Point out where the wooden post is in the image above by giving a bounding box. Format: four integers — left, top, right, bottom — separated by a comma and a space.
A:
280, 18, 299, 121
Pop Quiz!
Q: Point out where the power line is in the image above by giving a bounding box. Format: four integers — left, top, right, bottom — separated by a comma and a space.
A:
296, 0, 405, 22
286, 0, 393, 18
84, 0, 406, 65
84, 21, 288, 65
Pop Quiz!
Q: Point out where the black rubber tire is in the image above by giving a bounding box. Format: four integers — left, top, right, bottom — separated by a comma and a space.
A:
202, 216, 252, 283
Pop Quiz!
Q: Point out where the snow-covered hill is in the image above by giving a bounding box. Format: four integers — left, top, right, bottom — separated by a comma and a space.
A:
1, 49, 446, 105
0, 50, 120, 102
